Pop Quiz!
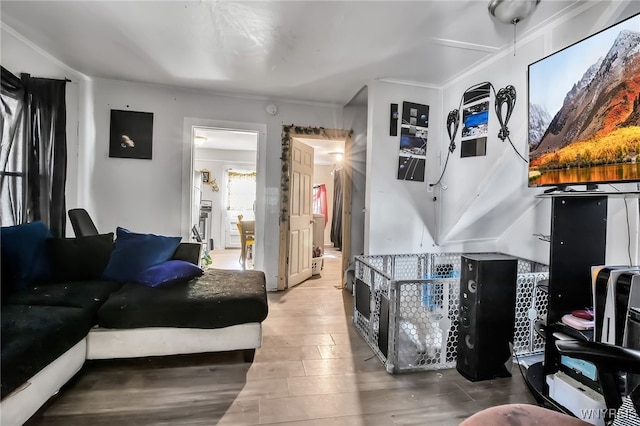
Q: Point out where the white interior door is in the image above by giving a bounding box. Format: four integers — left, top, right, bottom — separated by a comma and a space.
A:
288, 139, 314, 287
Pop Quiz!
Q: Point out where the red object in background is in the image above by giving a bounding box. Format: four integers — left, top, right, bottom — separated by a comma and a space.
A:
313, 184, 328, 225
572, 309, 594, 320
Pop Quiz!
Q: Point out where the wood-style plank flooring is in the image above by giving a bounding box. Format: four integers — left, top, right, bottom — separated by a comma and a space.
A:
29, 247, 537, 425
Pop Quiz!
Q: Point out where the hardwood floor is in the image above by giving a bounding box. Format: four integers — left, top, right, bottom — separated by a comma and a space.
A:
29, 247, 537, 425
209, 248, 247, 271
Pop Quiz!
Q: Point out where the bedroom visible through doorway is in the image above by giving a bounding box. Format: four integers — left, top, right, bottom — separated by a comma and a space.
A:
278, 126, 353, 290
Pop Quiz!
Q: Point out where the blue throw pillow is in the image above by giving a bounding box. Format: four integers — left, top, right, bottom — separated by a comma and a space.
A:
102, 227, 181, 282
1, 221, 52, 290
135, 260, 204, 287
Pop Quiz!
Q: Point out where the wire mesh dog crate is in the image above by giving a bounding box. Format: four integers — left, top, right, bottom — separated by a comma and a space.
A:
354, 253, 548, 373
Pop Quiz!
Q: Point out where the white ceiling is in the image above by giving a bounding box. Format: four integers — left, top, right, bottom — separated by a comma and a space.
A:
294, 137, 346, 165
193, 127, 257, 151
193, 126, 343, 164
1, 0, 581, 106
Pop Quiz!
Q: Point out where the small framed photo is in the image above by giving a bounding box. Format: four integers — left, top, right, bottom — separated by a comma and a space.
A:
200, 169, 210, 183
109, 110, 154, 159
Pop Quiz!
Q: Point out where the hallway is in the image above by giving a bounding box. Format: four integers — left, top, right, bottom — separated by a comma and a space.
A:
31, 247, 536, 425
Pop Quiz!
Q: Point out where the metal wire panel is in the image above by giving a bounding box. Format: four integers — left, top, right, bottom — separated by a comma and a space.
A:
514, 272, 548, 355
428, 253, 463, 278
391, 254, 428, 280
354, 259, 391, 367
354, 253, 549, 374
612, 396, 640, 426
393, 279, 459, 372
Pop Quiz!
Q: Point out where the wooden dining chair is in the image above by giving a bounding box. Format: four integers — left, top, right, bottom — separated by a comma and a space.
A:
237, 215, 255, 269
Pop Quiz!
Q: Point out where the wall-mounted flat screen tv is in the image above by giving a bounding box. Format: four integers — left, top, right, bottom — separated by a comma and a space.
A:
528, 13, 640, 188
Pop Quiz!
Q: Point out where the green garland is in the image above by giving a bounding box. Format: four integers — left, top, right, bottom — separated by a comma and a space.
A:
279, 125, 353, 223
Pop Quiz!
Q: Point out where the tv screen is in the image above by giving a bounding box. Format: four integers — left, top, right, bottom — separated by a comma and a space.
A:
528, 13, 640, 188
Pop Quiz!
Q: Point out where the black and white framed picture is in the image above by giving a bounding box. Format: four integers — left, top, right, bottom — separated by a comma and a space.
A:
397, 156, 426, 182
460, 83, 490, 158
397, 101, 429, 182
109, 110, 154, 159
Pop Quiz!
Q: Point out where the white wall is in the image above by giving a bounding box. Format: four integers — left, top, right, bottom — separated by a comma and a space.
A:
194, 148, 256, 250
5, 0, 639, 289
436, 34, 544, 257
1, 26, 82, 236
365, 80, 441, 255
441, 1, 640, 264
2, 24, 344, 290
360, 1, 640, 264
343, 86, 367, 260
78, 77, 343, 291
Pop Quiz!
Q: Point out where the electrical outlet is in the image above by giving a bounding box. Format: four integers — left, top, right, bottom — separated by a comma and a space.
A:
427, 185, 433, 193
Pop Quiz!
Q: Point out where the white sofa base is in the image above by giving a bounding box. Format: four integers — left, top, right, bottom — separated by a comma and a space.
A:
86, 323, 263, 359
1, 324, 263, 425
0, 339, 86, 426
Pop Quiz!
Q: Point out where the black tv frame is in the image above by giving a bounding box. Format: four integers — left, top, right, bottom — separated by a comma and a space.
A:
527, 12, 640, 189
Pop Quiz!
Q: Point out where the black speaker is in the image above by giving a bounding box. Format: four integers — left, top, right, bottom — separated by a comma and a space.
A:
456, 253, 518, 381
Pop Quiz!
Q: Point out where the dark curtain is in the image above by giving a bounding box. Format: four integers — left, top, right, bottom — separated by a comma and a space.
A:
26, 76, 67, 237
0, 67, 67, 237
331, 169, 343, 250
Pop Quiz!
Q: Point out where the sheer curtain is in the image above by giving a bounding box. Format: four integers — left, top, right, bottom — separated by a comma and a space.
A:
0, 67, 26, 226
312, 184, 328, 225
0, 67, 67, 237
226, 170, 256, 211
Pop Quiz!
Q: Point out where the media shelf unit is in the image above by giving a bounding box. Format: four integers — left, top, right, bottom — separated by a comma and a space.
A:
526, 191, 640, 413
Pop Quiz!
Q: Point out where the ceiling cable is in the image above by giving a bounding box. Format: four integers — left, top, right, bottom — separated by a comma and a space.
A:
512, 19, 520, 56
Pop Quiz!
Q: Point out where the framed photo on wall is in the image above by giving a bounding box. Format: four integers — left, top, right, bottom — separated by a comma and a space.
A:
460, 83, 490, 158
200, 169, 211, 183
397, 101, 429, 182
109, 110, 154, 159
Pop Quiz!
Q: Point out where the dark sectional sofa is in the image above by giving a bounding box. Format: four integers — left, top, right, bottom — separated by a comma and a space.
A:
1, 223, 269, 426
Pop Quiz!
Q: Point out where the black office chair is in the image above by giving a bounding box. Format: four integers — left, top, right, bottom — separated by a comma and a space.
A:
555, 340, 640, 425
461, 341, 640, 426
68, 208, 99, 237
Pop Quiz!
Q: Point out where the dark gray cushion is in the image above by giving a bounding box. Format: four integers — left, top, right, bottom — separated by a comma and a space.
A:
97, 269, 268, 329
4, 280, 122, 322
47, 233, 114, 281
1, 305, 93, 398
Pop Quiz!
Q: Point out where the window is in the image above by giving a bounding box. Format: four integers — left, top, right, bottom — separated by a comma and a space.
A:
226, 169, 256, 210
1, 68, 68, 236
0, 86, 26, 226
312, 184, 328, 221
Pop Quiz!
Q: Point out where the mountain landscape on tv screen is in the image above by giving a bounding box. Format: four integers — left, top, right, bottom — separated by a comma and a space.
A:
529, 29, 640, 174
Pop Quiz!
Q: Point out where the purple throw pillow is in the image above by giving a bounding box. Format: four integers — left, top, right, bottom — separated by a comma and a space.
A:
135, 260, 203, 287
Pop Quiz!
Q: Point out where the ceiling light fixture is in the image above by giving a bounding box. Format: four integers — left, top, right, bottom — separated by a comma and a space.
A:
488, 0, 540, 24
194, 136, 206, 146
330, 152, 344, 162
488, 0, 540, 55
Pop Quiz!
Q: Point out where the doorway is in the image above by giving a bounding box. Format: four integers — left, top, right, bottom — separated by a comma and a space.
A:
277, 125, 353, 290
191, 127, 258, 270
